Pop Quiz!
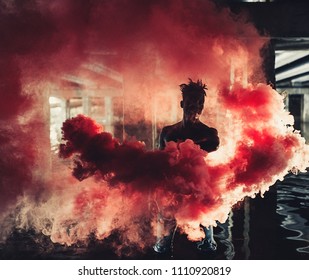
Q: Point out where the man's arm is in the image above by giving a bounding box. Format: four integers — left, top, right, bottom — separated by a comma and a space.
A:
199, 128, 219, 153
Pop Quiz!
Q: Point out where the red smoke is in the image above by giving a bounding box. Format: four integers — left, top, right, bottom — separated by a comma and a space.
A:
59, 114, 219, 213
59, 91, 309, 242
0, 0, 308, 253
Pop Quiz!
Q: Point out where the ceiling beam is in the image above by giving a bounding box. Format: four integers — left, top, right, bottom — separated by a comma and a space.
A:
275, 50, 309, 68
275, 55, 309, 74
276, 70, 309, 84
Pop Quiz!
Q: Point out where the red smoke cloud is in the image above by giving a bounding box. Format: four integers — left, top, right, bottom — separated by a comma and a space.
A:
0, 0, 308, 253
58, 86, 309, 242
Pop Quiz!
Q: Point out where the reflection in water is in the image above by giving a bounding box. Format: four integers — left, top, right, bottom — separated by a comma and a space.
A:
242, 198, 250, 259
215, 198, 251, 259
279, 122, 309, 254
215, 214, 235, 260
214, 169, 309, 259
276, 174, 309, 254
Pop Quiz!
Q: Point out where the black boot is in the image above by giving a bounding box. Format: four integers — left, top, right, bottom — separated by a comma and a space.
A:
197, 225, 217, 253
153, 234, 173, 254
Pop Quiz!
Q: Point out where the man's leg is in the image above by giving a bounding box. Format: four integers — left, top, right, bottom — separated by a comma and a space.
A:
153, 213, 177, 254
197, 225, 217, 252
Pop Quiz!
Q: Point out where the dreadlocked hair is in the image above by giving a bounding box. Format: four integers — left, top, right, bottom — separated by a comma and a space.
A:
179, 78, 207, 98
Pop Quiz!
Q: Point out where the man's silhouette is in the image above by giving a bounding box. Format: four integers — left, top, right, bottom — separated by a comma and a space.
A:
154, 79, 220, 254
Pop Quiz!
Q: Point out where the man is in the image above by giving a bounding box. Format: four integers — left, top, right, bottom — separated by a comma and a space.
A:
154, 78, 220, 254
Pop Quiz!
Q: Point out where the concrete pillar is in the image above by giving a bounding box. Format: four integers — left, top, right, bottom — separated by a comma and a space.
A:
82, 96, 90, 116
104, 96, 113, 134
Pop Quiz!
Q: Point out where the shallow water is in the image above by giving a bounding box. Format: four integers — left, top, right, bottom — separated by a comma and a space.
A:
276, 173, 309, 255
213, 171, 309, 260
